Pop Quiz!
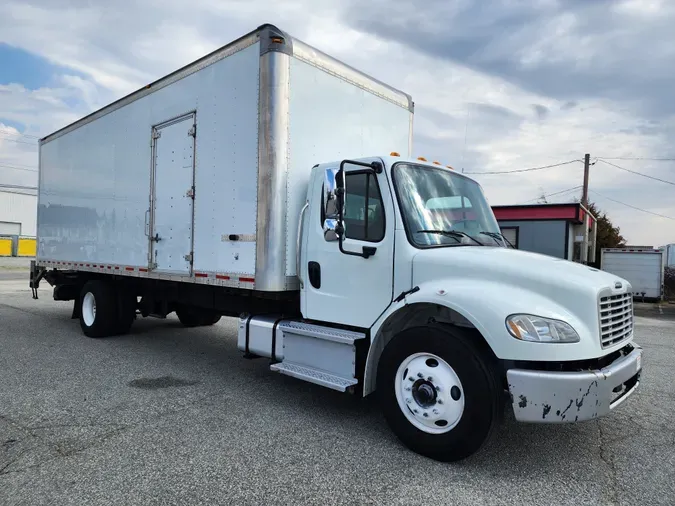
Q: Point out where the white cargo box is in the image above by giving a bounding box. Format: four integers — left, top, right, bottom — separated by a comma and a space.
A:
37, 24, 413, 292
600, 247, 664, 299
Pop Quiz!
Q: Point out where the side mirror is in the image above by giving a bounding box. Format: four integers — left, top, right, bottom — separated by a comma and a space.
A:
323, 167, 345, 242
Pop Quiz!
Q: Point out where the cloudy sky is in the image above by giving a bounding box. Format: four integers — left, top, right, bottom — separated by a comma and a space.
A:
1, 0, 674, 246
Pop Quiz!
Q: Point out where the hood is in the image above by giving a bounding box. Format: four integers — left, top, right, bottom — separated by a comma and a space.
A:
412, 246, 628, 300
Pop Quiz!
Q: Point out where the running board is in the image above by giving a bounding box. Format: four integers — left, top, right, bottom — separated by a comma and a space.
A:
270, 362, 358, 392
278, 321, 366, 345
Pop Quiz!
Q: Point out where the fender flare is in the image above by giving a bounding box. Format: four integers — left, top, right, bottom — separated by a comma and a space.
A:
363, 282, 496, 397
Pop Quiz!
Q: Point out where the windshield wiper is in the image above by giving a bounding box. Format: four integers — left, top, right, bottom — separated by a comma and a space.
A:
480, 231, 515, 248
417, 229, 485, 246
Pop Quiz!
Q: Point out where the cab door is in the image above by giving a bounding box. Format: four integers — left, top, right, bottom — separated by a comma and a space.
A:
302, 158, 395, 329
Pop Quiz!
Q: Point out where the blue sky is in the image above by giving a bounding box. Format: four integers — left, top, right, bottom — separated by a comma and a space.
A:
0, 43, 69, 90
0, 0, 674, 245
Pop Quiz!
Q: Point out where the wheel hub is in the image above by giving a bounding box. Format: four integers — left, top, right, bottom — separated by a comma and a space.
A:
395, 352, 465, 434
412, 379, 437, 408
82, 291, 97, 327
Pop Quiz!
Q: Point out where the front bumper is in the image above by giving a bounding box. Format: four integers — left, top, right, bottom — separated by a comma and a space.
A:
507, 344, 642, 423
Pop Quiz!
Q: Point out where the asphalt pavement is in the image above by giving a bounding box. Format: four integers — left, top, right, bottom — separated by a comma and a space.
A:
1, 276, 673, 506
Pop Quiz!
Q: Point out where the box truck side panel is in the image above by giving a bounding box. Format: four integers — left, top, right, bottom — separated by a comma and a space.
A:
284, 57, 413, 278
601, 250, 663, 299
38, 112, 152, 267
191, 44, 260, 276
38, 42, 261, 275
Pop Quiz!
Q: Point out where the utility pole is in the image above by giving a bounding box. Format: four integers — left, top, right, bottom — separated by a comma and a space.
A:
580, 153, 591, 264
581, 153, 590, 206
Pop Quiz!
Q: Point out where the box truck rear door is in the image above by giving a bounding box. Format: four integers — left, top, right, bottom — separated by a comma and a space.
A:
149, 113, 196, 275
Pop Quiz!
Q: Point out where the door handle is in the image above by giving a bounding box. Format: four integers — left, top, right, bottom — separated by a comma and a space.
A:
151, 233, 161, 242
308, 261, 321, 289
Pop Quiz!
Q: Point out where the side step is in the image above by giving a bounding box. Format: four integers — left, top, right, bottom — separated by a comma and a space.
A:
278, 321, 365, 345
270, 321, 366, 392
270, 362, 358, 392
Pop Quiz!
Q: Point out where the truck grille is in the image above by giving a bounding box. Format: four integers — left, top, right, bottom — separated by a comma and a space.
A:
599, 293, 633, 348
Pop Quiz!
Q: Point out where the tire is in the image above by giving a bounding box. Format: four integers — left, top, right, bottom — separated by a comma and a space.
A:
175, 306, 220, 327
114, 287, 137, 335
79, 280, 118, 338
377, 325, 501, 462
204, 313, 222, 325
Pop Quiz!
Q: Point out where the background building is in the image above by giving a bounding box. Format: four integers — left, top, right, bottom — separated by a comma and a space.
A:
0, 190, 37, 237
492, 203, 597, 264
0, 190, 37, 257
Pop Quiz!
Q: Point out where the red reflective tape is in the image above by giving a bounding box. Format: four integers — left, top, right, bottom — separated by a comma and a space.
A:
195, 272, 208, 278
139, 268, 148, 272
125, 267, 134, 271
107, 266, 112, 269
86, 264, 91, 267
216, 274, 230, 280
239, 277, 255, 283
114, 266, 120, 270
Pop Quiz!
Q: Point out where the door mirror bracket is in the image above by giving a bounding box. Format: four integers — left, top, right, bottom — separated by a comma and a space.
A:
322, 159, 382, 258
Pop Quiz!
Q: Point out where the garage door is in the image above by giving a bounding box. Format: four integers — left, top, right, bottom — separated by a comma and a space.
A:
0, 221, 21, 235
601, 250, 663, 299
500, 227, 518, 248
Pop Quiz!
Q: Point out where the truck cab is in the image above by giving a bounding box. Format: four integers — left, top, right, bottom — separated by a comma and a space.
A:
276, 154, 641, 460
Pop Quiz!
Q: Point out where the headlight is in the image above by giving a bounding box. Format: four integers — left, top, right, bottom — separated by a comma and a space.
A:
506, 314, 580, 343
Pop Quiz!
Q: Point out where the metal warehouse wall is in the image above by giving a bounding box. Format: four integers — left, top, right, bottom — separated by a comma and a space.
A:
0, 191, 37, 237
498, 219, 568, 259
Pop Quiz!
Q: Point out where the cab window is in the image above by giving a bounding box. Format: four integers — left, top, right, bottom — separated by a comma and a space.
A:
344, 172, 385, 242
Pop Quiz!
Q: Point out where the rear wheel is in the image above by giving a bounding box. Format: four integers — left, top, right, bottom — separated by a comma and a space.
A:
114, 287, 137, 335
377, 325, 501, 462
79, 280, 118, 338
175, 306, 221, 327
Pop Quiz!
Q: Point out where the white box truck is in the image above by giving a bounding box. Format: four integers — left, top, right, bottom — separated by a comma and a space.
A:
30, 24, 643, 462
601, 247, 664, 300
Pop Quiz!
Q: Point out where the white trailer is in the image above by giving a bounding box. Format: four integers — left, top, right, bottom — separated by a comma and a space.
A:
31, 24, 643, 462
601, 247, 664, 300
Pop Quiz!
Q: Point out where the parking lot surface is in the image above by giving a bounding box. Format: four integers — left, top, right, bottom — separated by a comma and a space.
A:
1, 273, 674, 506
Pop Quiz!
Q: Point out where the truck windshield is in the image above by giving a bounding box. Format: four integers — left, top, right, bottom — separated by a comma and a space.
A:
392, 162, 502, 248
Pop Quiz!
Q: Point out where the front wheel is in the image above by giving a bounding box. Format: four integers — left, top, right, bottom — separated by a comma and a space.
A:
377, 325, 501, 462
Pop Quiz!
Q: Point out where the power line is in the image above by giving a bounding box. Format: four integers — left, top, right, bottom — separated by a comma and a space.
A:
0, 129, 41, 140
0, 188, 38, 196
464, 159, 581, 175
0, 134, 38, 147
0, 183, 38, 191
0, 163, 38, 173
597, 159, 675, 186
597, 156, 675, 161
521, 185, 582, 204
589, 189, 675, 220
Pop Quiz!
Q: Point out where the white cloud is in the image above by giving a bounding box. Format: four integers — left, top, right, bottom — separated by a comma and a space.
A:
0, 0, 674, 246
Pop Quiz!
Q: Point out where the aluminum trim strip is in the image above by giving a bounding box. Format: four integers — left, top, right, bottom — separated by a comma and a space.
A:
40, 31, 262, 144
291, 38, 413, 111
255, 50, 291, 291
